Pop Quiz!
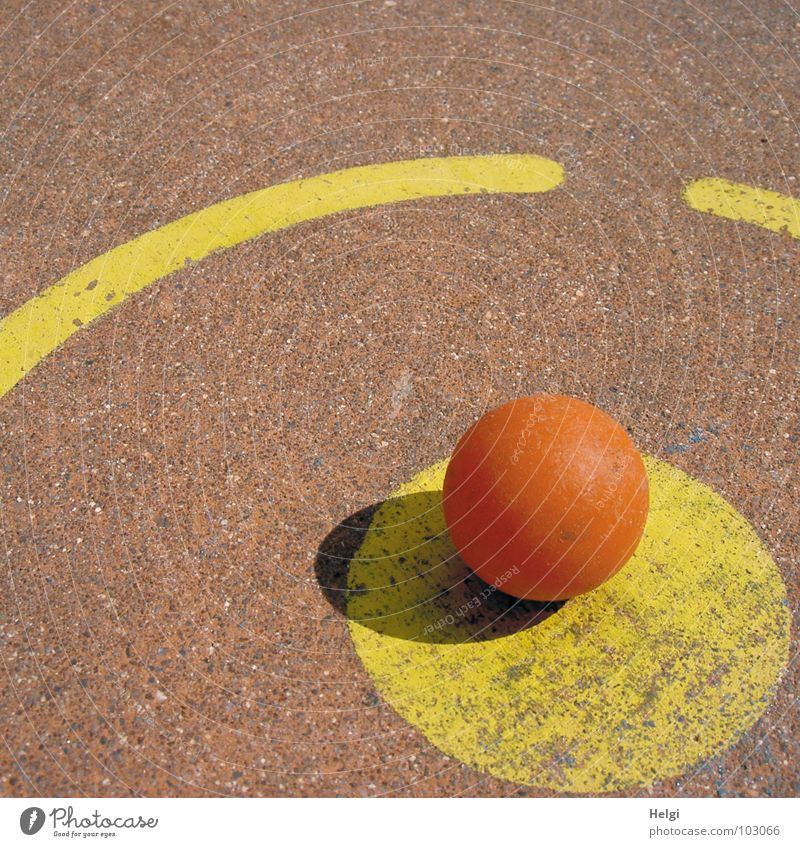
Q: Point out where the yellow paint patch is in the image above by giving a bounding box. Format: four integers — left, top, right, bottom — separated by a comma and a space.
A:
347, 456, 789, 792
0, 154, 563, 401
683, 177, 800, 239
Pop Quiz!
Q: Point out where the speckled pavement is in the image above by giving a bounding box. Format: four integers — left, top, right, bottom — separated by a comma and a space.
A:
0, 0, 798, 797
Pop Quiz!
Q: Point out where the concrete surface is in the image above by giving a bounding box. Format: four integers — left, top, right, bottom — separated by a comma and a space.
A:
0, 0, 798, 797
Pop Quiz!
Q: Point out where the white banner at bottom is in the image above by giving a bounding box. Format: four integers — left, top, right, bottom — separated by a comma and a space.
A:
1, 797, 797, 847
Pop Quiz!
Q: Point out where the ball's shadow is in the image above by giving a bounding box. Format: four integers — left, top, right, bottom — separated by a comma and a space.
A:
315, 489, 564, 644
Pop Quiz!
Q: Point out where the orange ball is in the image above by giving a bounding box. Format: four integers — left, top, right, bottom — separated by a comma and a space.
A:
442, 395, 649, 601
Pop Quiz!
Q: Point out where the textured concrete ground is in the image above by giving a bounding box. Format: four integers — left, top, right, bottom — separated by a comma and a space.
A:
0, 0, 798, 796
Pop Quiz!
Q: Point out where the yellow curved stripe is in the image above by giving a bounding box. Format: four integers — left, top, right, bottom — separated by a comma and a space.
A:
684, 177, 800, 239
0, 154, 563, 400
347, 455, 790, 792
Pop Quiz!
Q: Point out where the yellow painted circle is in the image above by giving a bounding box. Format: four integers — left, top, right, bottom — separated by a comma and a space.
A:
347, 455, 790, 792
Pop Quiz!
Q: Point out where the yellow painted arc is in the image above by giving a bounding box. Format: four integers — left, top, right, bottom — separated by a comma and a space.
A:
347, 455, 790, 792
683, 177, 800, 239
0, 154, 563, 401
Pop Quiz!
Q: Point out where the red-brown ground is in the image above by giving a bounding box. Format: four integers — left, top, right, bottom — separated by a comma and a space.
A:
0, 0, 798, 796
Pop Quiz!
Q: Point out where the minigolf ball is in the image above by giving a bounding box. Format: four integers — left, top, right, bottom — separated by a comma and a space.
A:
442, 394, 650, 601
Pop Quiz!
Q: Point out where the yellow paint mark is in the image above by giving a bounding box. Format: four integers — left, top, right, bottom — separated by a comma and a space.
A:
347, 455, 790, 792
0, 154, 563, 401
683, 177, 800, 239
